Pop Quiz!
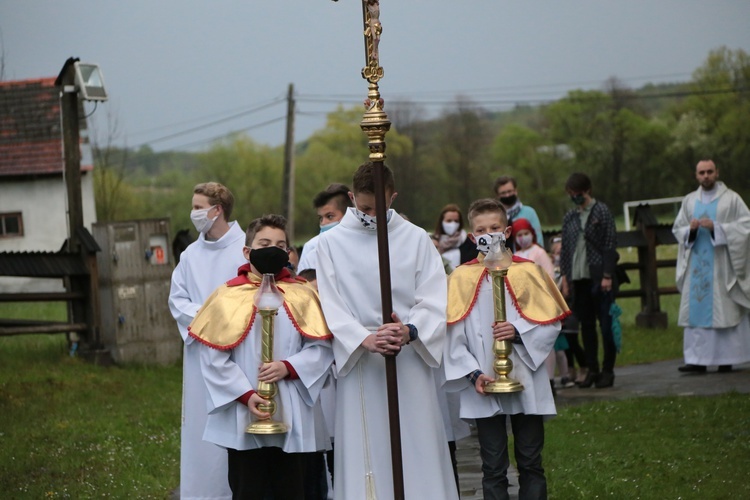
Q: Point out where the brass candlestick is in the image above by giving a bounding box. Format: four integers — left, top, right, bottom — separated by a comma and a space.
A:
246, 274, 289, 434
482, 235, 524, 394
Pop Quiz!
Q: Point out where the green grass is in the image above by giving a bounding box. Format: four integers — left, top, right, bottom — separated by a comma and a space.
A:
0, 335, 181, 498
546, 393, 750, 499
0, 301, 68, 322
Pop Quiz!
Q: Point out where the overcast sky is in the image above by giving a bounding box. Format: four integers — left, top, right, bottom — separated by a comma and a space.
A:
2, 1, 749, 152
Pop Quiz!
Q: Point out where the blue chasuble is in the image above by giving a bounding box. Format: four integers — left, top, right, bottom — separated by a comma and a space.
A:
688, 198, 719, 327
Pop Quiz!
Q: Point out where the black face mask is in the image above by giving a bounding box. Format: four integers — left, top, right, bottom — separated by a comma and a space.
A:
249, 247, 289, 276
570, 194, 586, 206
499, 195, 517, 206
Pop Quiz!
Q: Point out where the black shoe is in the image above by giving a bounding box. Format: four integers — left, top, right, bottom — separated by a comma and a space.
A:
718, 365, 733, 373
678, 364, 707, 373
595, 372, 615, 388
578, 372, 600, 388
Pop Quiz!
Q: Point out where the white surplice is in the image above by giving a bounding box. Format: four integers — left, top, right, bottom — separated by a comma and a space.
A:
168, 222, 246, 500
316, 208, 458, 500
198, 312, 333, 453
297, 233, 320, 273
444, 273, 560, 420
673, 182, 750, 365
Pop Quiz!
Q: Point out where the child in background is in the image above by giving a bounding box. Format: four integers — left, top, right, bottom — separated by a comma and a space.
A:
550, 234, 588, 385
511, 218, 570, 392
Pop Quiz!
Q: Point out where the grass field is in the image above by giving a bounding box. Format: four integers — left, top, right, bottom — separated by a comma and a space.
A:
0, 333, 181, 498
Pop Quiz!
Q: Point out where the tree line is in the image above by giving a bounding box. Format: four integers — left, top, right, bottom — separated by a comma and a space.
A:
93, 47, 750, 243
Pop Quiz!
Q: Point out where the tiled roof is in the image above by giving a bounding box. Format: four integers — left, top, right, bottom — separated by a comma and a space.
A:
0, 77, 91, 177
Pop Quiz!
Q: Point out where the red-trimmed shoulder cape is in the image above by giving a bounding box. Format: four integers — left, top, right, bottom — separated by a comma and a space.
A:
188, 264, 332, 350
447, 255, 570, 326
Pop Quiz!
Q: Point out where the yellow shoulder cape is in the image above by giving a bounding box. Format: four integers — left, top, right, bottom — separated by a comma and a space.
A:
188, 273, 333, 350
447, 257, 570, 326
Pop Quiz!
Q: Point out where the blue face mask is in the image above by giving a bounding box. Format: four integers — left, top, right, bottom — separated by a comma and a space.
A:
319, 221, 339, 234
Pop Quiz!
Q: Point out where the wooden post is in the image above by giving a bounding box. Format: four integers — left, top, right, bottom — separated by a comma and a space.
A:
634, 205, 668, 328
282, 83, 296, 242
58, 58, 84, 254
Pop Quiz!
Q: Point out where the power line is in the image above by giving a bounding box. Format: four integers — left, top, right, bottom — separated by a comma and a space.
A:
296, 86, 747, 107
296, 72, 695, 101
128, 95, 285, 139
168, 115, 287, 151
134, 97, 285, 148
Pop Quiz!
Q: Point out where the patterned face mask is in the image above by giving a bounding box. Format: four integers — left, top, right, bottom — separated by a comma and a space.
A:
353, 199, 393, 230
474, 232, 506, 255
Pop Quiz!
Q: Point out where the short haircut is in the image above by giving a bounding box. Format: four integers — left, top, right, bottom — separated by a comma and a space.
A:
297, 268, 316, 281
493, 175, 517, 194
352, 162, 395, 195
467, 198, 508, 227
565, 172, 592, 193
194, 182, 235, 220
434, 203, 464, 236
313, 183, 352, 212
245, 214, 288, 246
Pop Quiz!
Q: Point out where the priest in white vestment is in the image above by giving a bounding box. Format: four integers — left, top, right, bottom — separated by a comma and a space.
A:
673, 160, 750, 372
168, 183, 247, 500
316, 163, 458, 500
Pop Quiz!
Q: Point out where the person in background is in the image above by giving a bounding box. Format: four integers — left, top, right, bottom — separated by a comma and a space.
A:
673, 159, 750, 373
550, 235, 586, 386
288, 245, 300, 272
560, 172, 619, 389
432, 203, 477, 268
298, 183, 353, 273
168, 182, 246, 500
494, 175, 544, 250
511, 218, 567, 394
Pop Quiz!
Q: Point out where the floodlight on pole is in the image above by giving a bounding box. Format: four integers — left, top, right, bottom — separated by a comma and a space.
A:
73, 62, 108, 102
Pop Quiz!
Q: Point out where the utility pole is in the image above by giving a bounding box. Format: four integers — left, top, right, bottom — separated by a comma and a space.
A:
58, 58, 84, 253
282, 83, 296, 242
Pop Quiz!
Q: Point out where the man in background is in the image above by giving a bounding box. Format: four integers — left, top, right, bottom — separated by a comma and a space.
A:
673, 159, 750, 373
494, 175, 544, 248
297, 183, 352, 273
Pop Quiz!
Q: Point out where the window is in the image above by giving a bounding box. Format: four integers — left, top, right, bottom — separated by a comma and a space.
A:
0, 213, 23, 237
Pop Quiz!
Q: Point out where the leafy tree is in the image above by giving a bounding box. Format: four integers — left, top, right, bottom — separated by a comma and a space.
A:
491, 124, 574, 226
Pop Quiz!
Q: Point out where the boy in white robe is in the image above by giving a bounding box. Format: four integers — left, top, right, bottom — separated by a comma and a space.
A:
443, 198, 569, 500
316, 162, 458, 500
168, 182, 246, 500
189, 215, 333, 499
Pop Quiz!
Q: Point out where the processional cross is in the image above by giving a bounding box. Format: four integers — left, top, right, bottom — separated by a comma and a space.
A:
334, 1, 404, 499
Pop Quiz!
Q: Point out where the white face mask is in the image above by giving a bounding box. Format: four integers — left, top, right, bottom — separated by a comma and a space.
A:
190, 206, 218, 234
442, 221, 460, 236
474, 232, 506, 255
516, 233, 534, 250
